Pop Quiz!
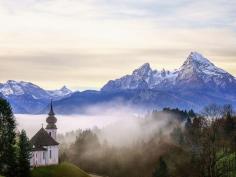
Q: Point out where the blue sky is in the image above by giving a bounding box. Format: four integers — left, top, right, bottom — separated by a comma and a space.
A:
0, 0, 235, 90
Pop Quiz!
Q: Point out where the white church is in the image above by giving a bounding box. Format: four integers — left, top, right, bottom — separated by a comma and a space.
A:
30, 101, 59, 167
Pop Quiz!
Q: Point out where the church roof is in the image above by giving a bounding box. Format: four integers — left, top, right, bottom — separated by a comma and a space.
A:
30, 128, 59, 149
31, 146, 47, 152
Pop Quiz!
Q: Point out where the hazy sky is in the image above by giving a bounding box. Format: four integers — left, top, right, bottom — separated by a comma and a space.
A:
0, 0, 236, 90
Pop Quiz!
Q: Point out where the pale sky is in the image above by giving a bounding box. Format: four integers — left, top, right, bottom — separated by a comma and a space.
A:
0, 0, 236, 90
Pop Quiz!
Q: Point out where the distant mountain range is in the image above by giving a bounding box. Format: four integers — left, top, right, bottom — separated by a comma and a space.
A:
0, 80, 72, 113
1, 52, 236, 114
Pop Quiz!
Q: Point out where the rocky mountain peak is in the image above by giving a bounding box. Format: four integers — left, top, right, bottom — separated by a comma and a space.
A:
179, 52, 227, 76
102, 52, 236, 91
60, 86, 71, 92
6, 80, 18, 84
181, 52, 214, 70
132, 63, 152, 76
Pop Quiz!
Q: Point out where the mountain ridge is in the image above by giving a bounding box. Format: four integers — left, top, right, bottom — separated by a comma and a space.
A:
102, 52, 236, 91
51, 52, 236, 114
0, 52, 236, 114
0, 80, 72, 113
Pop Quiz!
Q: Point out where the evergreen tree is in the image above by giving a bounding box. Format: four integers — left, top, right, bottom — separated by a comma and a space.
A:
185, 117, 192, 130
188, 109, 196, 118
224, 111, 235, 136
152, 156, 169, 177
0, 98, 18, 177
18, 130, 31, 177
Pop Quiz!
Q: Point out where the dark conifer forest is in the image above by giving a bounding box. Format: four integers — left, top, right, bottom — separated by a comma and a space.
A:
0, 98, 31, 177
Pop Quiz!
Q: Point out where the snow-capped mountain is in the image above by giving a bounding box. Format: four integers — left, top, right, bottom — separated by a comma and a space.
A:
1, 52, 235, 114
102, 52, 236, 91
47, 86, 72, 98
101, 62, 177, 91
0, 80, 50, 99
0, 80, 72, 99
175, 52, 236, 90
47, 52, 236, 114
0, 80, 72, 113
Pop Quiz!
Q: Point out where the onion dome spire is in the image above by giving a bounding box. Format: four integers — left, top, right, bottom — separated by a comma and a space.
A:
49, 99, 55, 116
46, 100, 57, 129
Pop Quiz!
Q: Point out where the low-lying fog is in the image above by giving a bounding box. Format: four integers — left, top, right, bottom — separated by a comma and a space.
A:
15, 114, 126, 138
15, 104, 146, 139
15, 104, 176, 148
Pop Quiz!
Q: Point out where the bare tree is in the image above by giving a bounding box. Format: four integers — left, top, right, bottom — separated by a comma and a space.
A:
202, 104, 223, 119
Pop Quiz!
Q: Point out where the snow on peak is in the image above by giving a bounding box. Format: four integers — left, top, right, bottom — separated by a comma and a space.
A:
181, 52, 214, 69
188, 52, 211, 63
102, 52, 236, 91
160, 68, 171, 77
7, 80, 18, 84
60, 85, 71, 92
132, 63, 152, 76
0, 80, 73, 99
0, 80, 52, 99
0, 80, 25, 96
47, 86, 72, 97
180, 52, 227, 76
139, 62, 151, 69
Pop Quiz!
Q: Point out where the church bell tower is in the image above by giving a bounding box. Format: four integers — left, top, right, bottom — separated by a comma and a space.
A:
46, 100, 57, 140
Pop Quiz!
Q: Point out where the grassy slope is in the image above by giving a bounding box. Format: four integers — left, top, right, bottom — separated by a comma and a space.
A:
31, 162, 91, 177
217, 152, 236, 176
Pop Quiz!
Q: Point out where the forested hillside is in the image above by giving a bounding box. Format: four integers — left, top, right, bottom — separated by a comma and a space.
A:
59, 105, 236, 177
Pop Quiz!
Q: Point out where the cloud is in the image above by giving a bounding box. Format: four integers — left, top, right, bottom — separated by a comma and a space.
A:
0, 0, 235, 89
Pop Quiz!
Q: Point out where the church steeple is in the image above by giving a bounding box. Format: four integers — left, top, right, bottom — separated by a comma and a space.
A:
45, 100, 57, 140
48, 99, 55, 116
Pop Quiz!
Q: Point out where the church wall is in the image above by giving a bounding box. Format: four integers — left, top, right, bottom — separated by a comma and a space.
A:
46, 145, 59, 165
30, 145, 59, 167
30, 150, 47, 167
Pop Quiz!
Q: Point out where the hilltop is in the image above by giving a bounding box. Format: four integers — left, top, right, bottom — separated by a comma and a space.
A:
31, 162, 90, 177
